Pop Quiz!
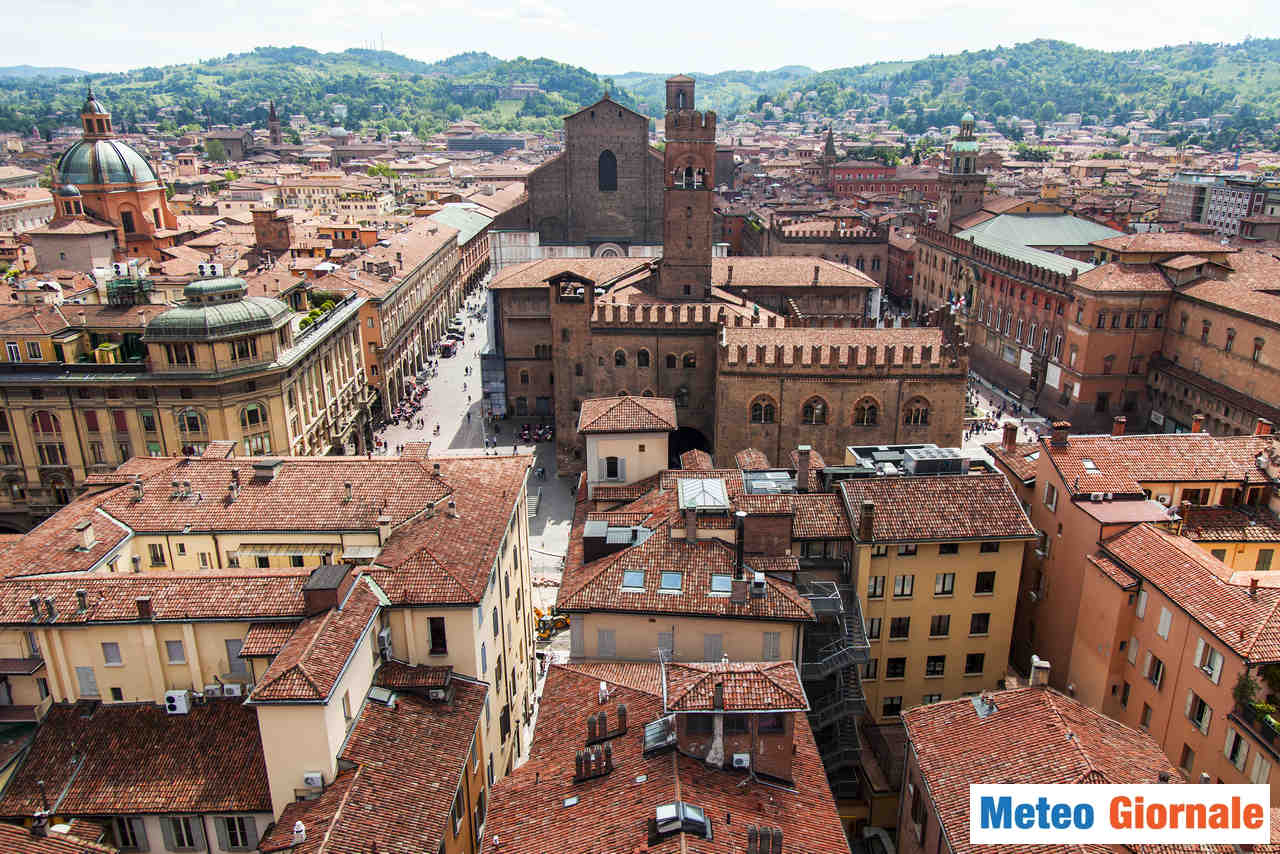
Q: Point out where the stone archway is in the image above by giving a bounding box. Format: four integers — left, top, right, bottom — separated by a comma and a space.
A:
593, 242, 625, 258
668, 426, 711, 468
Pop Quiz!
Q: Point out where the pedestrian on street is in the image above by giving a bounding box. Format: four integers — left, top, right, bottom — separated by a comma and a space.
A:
467, 412, 471, 423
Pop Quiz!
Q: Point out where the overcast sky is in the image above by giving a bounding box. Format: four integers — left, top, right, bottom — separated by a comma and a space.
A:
16, 0, 1276, 74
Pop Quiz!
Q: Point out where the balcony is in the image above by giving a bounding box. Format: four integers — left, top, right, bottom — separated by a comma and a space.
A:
808, 665, 867, 731
1231, 704, 1280, 760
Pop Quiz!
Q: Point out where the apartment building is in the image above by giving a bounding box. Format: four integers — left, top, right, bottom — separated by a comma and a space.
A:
0, 447, 534, 850
277, 177, 394, 219
0, 277, 369, 530
314, 219, 461, 412
899, 678, 1199, 854
992, 423, 1276, 688
482, 660, 851, 853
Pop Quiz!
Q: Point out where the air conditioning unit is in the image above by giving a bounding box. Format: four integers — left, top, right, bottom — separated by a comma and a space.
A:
1155, 494, 1171, 505
222, 683, 243, 698
302, 771, 324, 789
732, 753, 751, 769
164, 689, 191, 715
111, 262, 128, 278
196, 262, 224, 279
203, 683, 223, 697
377, 626, 393, 659
1090, 492, 1105, 502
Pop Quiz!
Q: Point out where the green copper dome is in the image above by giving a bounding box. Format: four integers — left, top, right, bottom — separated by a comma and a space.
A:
961, 111, 975, 123
56, 139, 159, 186
146, 278, 292, 341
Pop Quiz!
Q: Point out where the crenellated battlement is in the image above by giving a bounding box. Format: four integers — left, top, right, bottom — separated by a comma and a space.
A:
722, 335, 950, 372
664, 109, 717, 138
916, 224, 1079, 295
590, 301, 730, 329
770, 219, 888, 244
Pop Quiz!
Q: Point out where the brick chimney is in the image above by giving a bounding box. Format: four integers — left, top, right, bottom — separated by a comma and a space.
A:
1256, 418, 1273, 436
1001, 422, 1017, 451
135, 596, 153, 621
1191, 413, 1205, 433
796, 445, 811, 494
858, 500, 875, 542
684, 509, 697, 544
1112, 416, 1127, 436
1030, 654, 1051, 686
1050, 421, 1071, 447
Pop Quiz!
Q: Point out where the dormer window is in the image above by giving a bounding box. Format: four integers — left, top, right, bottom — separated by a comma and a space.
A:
654, 802, 710, 841
622, 569, 645, 590
709, 574, 732, 595
660, 571, 683, 593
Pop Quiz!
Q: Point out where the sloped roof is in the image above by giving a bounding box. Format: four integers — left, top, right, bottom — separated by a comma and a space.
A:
664, 660, 808, 712
577, 395, 677, 434
958, 212, 1122, 247
838, 473, 1036, 543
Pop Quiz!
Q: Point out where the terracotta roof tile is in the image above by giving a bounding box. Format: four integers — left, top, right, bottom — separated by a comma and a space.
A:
250, 578, 381, 702
983, 440, 1041, 484
1182, 505, 1280, 543
664, 660, 808, 712
374, 660, 452, 690
1099, 524, 1280, 660
678, 449, 714, 470
482, 663, 850, 854
260, 678, 487, 853
902, 687, 1182, 854
0, 699, 270, 817
734, 448, 771, 470
239, 622, 299, 657
577, 395, 678, 434
1044, 432, 1262, 496
838, 473, 1036, 542
0, 823, 118, 854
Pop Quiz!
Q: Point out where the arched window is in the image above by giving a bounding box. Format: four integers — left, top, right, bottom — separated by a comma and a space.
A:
855, 256, 865, 271
903, 397, 930, 426
240, 402, 268, 430
641, 389, 654, 397
750, 396, 776, 424
801, 397, 827, 425
676, 91, 686, 110
30, 410, 60, 436
519, 370, 530, 385
854, 398, 878, 426
674, 386, 690, 408
682, 166, 694, 188
598, 150, 617, 192
682, 353, 696, 369
614, 349, 626, 367
636, 349, 650, 368
666, 354, 677, 369
176, 408, 207, 434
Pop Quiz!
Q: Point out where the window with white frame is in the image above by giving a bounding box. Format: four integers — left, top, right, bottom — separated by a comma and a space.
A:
1185, 690, 1212, 735
1194, 638, 1224, 684
1224, 727, 1248, 771
1157, 607, 1172, 639
1135, 589, 1148, 619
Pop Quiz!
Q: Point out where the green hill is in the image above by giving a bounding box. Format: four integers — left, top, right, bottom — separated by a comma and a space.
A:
773, 39, 1280, 148
0, 47, 634, 138
612, 67, 815, 117
0, 65, 87, 80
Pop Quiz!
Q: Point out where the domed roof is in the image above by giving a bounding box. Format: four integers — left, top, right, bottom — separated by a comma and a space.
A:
55, 184, 81, 197
146, 278, 292, 341
961, 111, 975, 123
81, 90, 109, 115
56, 139, 159, 186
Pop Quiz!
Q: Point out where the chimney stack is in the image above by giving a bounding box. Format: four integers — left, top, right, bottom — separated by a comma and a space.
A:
343, 481, 352, 502
796, 445, 811, 494
1112, 416, 1127, 436
135, 596, 152, 621
1191, 413, 1205, 433
1050, 421, 1071, 447
292, 822, 306, 846
74, 519, 95, 550
447, 500, 458, 518
685, 509, 698, 544
734, 511, 746, 579
28, 596, 40, 621
1256, 418, 1273, 436
858, 501, 875, 542
42, 596, 55, 621
1030, 654, 1051, 686
74, 589, 87, 612
1001, 421, 1018, 451
713, 681, 724, 710
377, 514, 392, 544
1251, 577, 1259, 598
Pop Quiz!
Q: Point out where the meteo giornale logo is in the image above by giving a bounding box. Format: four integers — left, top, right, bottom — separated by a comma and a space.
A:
969, 784, 1270, 845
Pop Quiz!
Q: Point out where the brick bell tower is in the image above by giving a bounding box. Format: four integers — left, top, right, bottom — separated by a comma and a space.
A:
658, 75, 715, 300
937, 111, 984, 233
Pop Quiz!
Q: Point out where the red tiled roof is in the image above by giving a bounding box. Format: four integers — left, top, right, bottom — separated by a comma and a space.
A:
368, 455, 530, 605
1043, 432, 1258, 496
577, 395, 677, 434
1074, 263, 1172, 293
260, 677, 487, 854
678, 449, 714, 470
1091, 232, 1237, 255
0, 823, 118, 854
482, 663, 850, 854
838, 473, 1036, 542
903, 687, 1182, 854
250, 578, 381, 702
664, 660, 808, 712
0, 496, 131, 578
738, 492, 851, 540
983, 440, 1041, 484
374, 659, 452, 690
1099, 524, 1280, 660
734, 448, 771, 470
1086, 553, 1139, 590
239, 622, 298, 657
1182, 505, 1280, 543
0, 699, 270, 817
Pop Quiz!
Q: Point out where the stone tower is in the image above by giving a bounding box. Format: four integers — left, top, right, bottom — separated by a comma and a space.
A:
819, 127, 837, 189
268, 100, 282, 146
937, 111, 984, 233
658, 75, 715, 300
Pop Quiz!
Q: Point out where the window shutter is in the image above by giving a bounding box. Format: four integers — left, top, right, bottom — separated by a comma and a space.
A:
1185, 689, 1194, 720
1202, 705, 1212, 735
132, 818, 151, 853
1126, 637, 1138, 665
617, 457, 626, 482
1226, 729, 1235, 758
1158, 607, 1172, 638
1211, 651, 1223, 684
160, 818, 177, 852
1194, 638, 1204, 669
598, 459, 607, 481
1136, 590, 1148, 618
1236, 736, 1249, 771
213, 818, 229, 852
190, 817, 206, 851
570, 621, 584, 657
1144, 651, 1152, 678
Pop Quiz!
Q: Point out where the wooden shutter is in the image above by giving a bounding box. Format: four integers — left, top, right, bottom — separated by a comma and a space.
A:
213, 818, 229, 852
598, 459, 607, 481
159, 817, 176, 852
131, 818, 150, 853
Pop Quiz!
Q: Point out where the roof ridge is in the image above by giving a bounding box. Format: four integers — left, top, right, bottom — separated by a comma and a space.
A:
1042, 690, 1104, 783
317, 766, 362, 853
756, 662, 804, 705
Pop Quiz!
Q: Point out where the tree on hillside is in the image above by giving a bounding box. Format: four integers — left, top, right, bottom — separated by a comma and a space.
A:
204, 138, 227, 161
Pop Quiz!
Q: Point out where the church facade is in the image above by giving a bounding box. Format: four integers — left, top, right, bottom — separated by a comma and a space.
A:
487, 77, 969, 471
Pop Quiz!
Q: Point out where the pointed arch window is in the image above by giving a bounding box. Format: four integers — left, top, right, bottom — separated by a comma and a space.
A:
801, 397, 828, 425
750, 396, 776, 424
598, 150, 617, 192
854, 398, 879, 426
903, 397, 930, 426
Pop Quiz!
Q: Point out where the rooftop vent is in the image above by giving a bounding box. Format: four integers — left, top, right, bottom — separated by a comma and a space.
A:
651, 802, 712, 843
74, 519, 95, 550
747, 826, 783, 854
252, 458, 285, 481
573, 742, 614, 783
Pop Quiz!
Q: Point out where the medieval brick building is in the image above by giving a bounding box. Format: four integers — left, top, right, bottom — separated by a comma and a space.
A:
487, 77, 969, 470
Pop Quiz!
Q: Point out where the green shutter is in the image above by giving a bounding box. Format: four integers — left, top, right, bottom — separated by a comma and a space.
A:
213, 817, 229, 851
